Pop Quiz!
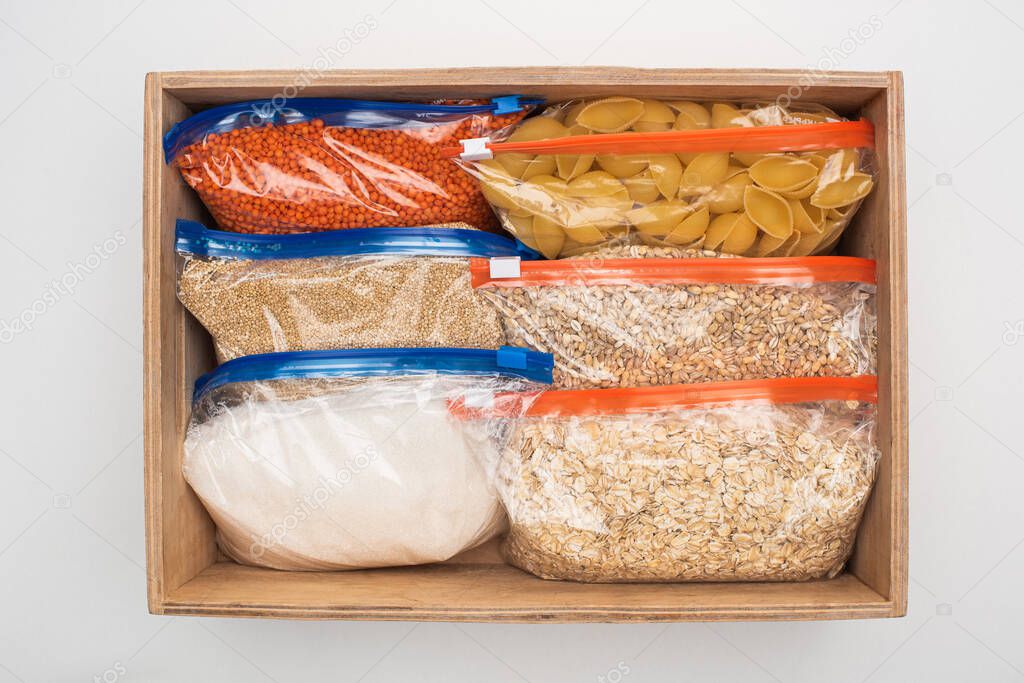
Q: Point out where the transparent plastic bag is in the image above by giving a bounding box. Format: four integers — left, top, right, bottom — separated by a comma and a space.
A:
182, 347, 553, 571
175, 219, 538, 362
163, 97, 540, 233
449, 99, 876, 258
497, 376, 880, 582
471, 254, 877, 388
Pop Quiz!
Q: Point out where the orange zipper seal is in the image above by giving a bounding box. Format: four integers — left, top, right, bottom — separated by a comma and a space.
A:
448, 376, 878, 419
524, 375, 878, 417
444, 119, 875, 158
470, 256, 877, 288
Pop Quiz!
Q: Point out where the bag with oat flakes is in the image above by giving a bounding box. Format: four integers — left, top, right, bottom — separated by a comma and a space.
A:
470, 253, 877, 389
491, 375, 880, 582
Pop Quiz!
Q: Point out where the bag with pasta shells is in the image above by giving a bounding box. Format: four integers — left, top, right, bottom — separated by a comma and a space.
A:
448, 99, 876, 258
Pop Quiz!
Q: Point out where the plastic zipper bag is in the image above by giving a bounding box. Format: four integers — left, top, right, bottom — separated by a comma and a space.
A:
471, 254, 877, 388
175, 219, 539, 361
491, 376, 880, 582
448, 99, 875, 257
164, 96, 541, 233
183, 346, 553, 571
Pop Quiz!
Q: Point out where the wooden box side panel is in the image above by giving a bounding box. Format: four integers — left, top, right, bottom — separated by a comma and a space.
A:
158, 67, 892, 112
844, 72, 908, 614
166, 562, 892, 622
143, 74, 218, 612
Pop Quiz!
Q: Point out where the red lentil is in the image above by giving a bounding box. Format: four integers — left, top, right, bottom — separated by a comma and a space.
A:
173, 109, 528, 234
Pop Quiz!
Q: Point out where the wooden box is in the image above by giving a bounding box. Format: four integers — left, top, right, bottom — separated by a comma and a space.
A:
144, 68, 907, 621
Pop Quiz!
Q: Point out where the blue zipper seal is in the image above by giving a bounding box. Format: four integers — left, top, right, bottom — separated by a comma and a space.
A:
163, 96, 543, 162
193, 346, 554, 401
174, 219, 541, 260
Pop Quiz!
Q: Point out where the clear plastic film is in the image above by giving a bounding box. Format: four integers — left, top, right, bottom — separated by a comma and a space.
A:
471, 252, 877, 389
175, 220, 538, 362
449, 99, 876, 258
182, 347, 553, 571
163, 97, 539, 234
496, 376, 880, 582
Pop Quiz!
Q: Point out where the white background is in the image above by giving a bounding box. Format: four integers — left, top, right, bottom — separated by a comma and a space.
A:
1, 0, 1021, 681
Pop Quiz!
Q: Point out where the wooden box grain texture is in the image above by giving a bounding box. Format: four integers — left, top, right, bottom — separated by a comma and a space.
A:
143, 67, 907, 621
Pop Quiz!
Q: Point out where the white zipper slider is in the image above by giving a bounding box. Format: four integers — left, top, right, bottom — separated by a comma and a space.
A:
489, 256, 521, 279
459, 137, 493, 161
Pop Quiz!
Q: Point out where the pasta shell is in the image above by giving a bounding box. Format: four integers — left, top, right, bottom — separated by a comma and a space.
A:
554, 124, 595, 181
671, 109, 704, 166
744, 186, 794, 238
505, 213, 539, 252
680, 153, 730, 191
676, 151, 702, 165
507, 204, 533, 218
821, 148, 861, 178
497, 117, 567, 179
789, 198, 826, 233
704, 212, 742, 249
477, 161, 522, 212
565, 203, 625, 231
670, 105, 709, 166
752, 232, 789, 257
749, 156, 819, 192
731, 152, 772, 167
511, 174, 570, 217
810, 172, 874, 208
567, 171, 626, 198
576, 97, 645, 133
649, 154, 683, 198
705, 172, 751, 214
622, 170, 661, 204
802, 152, 830, 170
778, 177, 819, 200
815, 149, 862, 191
711, 103, 750, 128
827, 205, 855, 221
556, 153, 595, 181
561, 101, 588, 127
633, 99, 677, 132
775, 231, 803, 256
526, 174, 569, 195
562, 223, 608, 245
677, 236, 707, 250
626, 200, 690, 236
508, 116, 569, 142
667, 101, 711, 128
724, 165, 748, 179
789, 229, 828, 256
596, 155, 649, 178
665, 206, 711, 244
643, 233, 707, 251
585, 190, 634, 213
532, 215, 567, 259
720, 214, 758, 254
497, 153, 556, 180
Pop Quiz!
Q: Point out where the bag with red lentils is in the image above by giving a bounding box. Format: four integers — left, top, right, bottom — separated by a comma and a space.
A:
163, 97, 541, 234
